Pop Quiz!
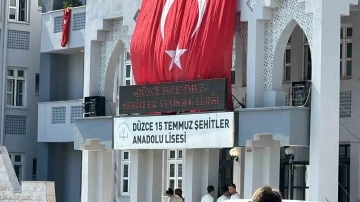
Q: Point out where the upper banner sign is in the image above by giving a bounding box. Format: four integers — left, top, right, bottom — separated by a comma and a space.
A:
118, 79, 227, 114
113, 112, 235, 150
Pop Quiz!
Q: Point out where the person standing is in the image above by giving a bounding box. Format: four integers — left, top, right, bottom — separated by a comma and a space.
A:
166, 188, 183, 202
217, 186, 230, 202
201, 185, 215, 202
228, 184, 241, 199
175, 188, 185, 202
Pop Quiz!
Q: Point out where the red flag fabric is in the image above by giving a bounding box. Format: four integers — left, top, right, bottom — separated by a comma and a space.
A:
61, 8, 71, 47
130, 0, 236, 110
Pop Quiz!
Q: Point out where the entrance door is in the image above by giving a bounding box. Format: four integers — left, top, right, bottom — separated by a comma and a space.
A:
280, 144, 351, 201
280, 161, 309, 200
218, 149, 233, 197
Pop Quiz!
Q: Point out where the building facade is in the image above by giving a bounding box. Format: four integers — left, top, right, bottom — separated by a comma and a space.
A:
0, 0, 42, 185
37, 0, 86, 202
39, 0, 360, 202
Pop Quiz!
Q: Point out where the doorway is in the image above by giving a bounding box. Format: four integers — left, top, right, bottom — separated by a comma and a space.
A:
218, 149, 233, 197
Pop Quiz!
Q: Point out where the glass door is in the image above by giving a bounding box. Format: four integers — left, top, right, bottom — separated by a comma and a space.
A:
218, 149, 233, 197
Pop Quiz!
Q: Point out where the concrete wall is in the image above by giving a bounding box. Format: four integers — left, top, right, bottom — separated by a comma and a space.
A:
50, 143, 81, 202
0, 0, 42, 182
40, 53, 84, 102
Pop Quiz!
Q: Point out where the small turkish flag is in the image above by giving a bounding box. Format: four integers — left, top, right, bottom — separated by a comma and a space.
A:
130, 0, 236, 110
61, 8, 71, 47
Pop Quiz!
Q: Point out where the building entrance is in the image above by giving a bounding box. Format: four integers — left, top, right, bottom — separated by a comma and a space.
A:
218, 149, 233, 197
280, 144, 350, 201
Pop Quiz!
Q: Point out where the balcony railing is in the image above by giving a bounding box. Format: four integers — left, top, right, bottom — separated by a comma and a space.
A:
38, 100, 83, 142
41, 6, 86, 53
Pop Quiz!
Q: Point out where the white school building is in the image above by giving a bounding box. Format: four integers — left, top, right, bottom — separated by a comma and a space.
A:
37, 0, 360, 201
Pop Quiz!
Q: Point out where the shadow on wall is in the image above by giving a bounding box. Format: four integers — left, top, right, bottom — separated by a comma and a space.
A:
0, 146, 56, 201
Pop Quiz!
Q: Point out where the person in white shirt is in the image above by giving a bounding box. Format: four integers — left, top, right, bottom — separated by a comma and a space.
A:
166, 188, 184, 202
217, 186, 230, 202
228, 184, 241, 200
201, 185, 215, 202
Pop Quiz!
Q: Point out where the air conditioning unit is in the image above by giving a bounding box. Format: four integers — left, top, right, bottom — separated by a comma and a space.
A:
291, 81, 311, 107
83, 96, 106, 117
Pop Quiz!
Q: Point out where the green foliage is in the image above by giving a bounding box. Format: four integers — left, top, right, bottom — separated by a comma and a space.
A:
63, 0, 83, 8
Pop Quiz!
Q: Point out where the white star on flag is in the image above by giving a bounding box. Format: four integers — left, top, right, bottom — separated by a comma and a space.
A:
165, 45, 187, 70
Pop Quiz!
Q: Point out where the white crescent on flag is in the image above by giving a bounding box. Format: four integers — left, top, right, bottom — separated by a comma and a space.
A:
160, 0, 175, 41
191, 0, 207, 38
160, 0, 207, 41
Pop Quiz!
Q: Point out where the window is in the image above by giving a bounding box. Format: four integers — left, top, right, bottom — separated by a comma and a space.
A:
9, 0, 29, 22
9, 153, 23, 181
32, 158, 37, 180
231, 37, 236, 85
120, 150, 131, 195
168, 150, 183, 189
303, 36, 312, 80
7, 68, 26, 107
284, 38, 291, 82
340, 26, 352, 78
124, 52, 135, 86
339, 144, 350, 202
35, 73, 39, 94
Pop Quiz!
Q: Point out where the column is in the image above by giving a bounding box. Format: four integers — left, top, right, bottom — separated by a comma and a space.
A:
184, 149, 219, 201
232, 147, 245, 198
81, 139, 113, 202
201, 149, 220, 197
246, 19, 265, 108
243, 134, 280, 198
81, 150, 114, 202
184, 149, 202, 202
83, 40, 100, 97
308, 1, 341, 200
130, 150, 163, 202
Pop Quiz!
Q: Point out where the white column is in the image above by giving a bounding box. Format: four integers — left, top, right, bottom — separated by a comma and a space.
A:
246, 19, 264, 108
308, 1, 341, 200
130, 150, 163, 202
232, 147, 245, 198
201, 149, 220, 197
130, 150, 147, 202
243, 134, 280, 198
184, 149, 219, 201
83, 40, 100, 97
81, 150, 114, 202
184, 149, 202, 202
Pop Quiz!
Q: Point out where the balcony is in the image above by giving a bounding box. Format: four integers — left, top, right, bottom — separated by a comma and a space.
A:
41, 6, 86, 53
38, 100, 83, 142
235, 107, 310, 147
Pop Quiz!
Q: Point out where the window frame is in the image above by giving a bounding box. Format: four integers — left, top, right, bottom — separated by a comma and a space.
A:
167, 150, 183, 190
340, 25, 352, 79
231, 36, 236, 86
123, 52, 135, 86
8, 0, 30, 23
7, 67, 27, 108
283, 40, 291, 83
35, 73, 39, 95
120, 150, 131, 195
8, 153, 24, 181
302, 35, 311, 81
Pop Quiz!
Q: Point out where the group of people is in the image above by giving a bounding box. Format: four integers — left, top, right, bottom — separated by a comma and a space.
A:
165, 184, 282, 202
201, 184, 241, 202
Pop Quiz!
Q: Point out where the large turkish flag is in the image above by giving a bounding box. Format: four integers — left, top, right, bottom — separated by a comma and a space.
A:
130, 0, 236, 110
